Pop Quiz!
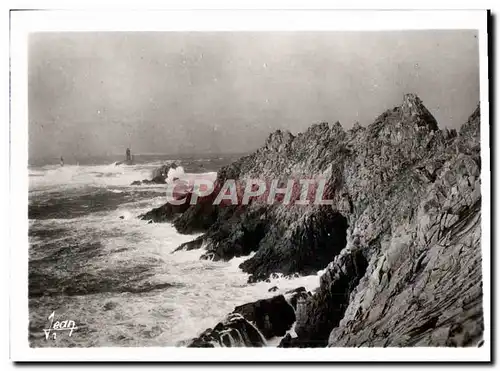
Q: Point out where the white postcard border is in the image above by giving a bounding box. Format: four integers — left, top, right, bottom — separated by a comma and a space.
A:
10, 9, 491, 362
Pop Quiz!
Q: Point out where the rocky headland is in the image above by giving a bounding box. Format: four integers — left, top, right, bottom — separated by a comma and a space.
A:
142, 94, 483, 347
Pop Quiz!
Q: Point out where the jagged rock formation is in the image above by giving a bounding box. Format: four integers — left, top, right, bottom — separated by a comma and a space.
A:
139, 185, 192, 222
146, 94, 482, 347
323, 103, 482, 347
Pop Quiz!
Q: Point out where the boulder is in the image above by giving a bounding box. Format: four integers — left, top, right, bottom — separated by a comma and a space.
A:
233, 295, 296, 339
278, 333, 301, 348
173, 236, 204, 253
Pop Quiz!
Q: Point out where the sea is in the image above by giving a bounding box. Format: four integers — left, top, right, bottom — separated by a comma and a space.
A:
28, 154, 324, 347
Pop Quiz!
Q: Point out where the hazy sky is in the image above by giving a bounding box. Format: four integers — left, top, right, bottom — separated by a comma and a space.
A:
29, 31, 479, 161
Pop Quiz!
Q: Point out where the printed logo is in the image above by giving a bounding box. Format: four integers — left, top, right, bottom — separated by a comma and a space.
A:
43, 311, 79, 340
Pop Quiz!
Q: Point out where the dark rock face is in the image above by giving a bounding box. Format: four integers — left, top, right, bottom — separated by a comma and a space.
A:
172, 193, 223, 233
187, 294, 299, 347
173, 196, 348, 282
285, 287, 312, 310
233, 295, 296, 339
145, 94, 483, 347
239, 207, 348, 282
173, 235, 204, 253
287, 249, 368, 347
140, 182, 193, 222
199, 206, 271, 262
187, 313, 267, 347
139, 200, 191, 223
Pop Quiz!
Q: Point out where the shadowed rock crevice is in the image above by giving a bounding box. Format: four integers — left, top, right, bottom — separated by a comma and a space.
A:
239, 208, 348, 282
233, 295, 296, 339
172, 194, 225, 234
279, 249, 368, 347
199, 206, 271, 261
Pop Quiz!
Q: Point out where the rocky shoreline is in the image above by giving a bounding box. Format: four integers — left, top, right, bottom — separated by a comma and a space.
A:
141, 94, 483, 347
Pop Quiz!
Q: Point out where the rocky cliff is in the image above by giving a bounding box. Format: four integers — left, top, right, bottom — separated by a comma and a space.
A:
144, 94, 483, 347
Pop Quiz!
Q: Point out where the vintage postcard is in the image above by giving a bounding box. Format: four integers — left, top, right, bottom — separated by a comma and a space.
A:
9, 9, 490, 362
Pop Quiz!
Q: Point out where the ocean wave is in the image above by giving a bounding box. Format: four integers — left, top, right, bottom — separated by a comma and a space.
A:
29, 202, 322, 347
29, 161, 219, 193
29, 164, 151, 191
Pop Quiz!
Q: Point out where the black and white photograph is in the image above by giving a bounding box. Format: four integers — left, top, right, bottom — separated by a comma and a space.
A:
9, 9, 491, 363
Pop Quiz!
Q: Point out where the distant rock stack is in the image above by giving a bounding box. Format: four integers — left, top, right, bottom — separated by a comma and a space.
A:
130, 162, 179, 186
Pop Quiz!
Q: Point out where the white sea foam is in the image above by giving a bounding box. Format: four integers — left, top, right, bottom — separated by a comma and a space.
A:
166, 166, 185, 182
29, 163, 153, 191
29, 162, 218, 193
